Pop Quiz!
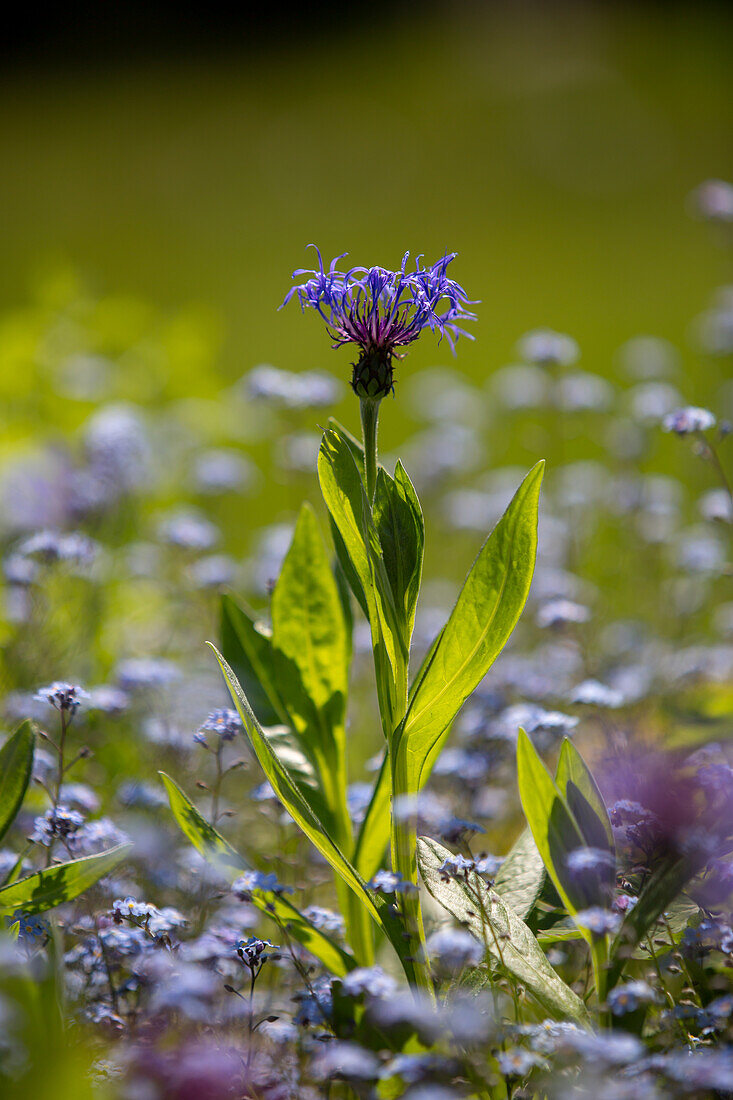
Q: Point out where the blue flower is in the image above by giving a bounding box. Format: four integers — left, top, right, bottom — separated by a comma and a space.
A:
231, 870, 293, 899
235, 937, 280, 968
282, 247, 476, 399
574, 907, 622, 936
663, 405, 716, 435
196, 707, 242, 744
565, 847, 616, 876
426, 928, 484, 971
302, 905, 345, 936
368, 869, 418, 895
496, 1048, 546, 1077
31, 806, 85, 846
33, 681, 90, 716
340, 965, 397, 1000
8, 910, 49, 945
606, 980, 658, 1015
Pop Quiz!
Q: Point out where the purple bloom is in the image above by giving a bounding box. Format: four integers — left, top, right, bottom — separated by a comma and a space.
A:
282, 247, 476, 399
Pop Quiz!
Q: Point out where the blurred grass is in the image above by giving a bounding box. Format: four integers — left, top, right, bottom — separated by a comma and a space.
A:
0, 3, 731, 404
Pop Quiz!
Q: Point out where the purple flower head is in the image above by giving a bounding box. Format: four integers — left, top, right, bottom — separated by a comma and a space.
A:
282, 247, 477, 400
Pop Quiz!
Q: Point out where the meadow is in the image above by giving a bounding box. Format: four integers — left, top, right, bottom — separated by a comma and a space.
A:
1, 5, 733, 1098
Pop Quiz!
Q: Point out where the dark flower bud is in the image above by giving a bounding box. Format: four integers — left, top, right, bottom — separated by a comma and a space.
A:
351, 348, 395, 400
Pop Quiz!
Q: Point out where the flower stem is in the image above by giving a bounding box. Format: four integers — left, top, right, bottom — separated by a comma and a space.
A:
360, 396, 381, 502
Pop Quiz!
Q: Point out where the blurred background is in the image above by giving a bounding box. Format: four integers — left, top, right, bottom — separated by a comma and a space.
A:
0, 0, 732, 680
1, 9, 733, 1094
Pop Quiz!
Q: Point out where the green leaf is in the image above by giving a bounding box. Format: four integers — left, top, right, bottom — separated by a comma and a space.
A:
493, 826, 546, 920
220, 593, 286, 727
418, 837, 590, 1025
372, 463, 424, 654
161, 772, 247, 875
0, 844, 131, 916
209, 643, 416, 979
318, 427, 401, 734
271, 502, 349, 744
318, 428, 374, 616
327, 416, 367, 472
555, 739, 615, 856
397, 462, 544, 793
0, 720, 35, 844
516, 729, 597, 941
160, 771, 356, 976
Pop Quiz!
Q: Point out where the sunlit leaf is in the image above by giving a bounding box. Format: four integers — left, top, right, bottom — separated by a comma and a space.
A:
397, 462, 544, 794
418, 836, 590, 1025
0, 720, 35, 844
160, 771, 356, 976
0, 844, 132, 916
493, 826, 546, 920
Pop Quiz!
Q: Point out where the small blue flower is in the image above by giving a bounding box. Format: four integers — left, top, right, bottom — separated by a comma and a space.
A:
568, 679, 624, 708
574, 907, 622, 937
33, 681, 90, 716
606, 980, 658, 1015
235, 937, 280, 968
231, 870, 293, 899
18, 530, 98, 566
283, 247, 476, 400
517, 328, 579, 368
565, 847, 616, 876
496, 1048, 546, 1077
115, 657, 181, 691
368, 869, 418, 895
196, 707, 242, 745
31, 806, 85, 846
340, 965, 397, 1000
426, 928, 484, 971
302, 906, 345, 936
8, 910, 49, 944
663, 405, 716, 435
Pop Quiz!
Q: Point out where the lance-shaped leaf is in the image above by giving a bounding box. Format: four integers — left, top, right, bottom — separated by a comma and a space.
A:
0, 720, 35, 844
517, 730, 613, 944
396, 461, 544, 793
210, 644, 416, 980
160, 772, 356, 976
318, 428, 401, 735
493, 826, 546, 920
372, 463, 424, 655
555, 739, 615, 856
220, 593, 286, 728
0, 844, 131, 916
418, 837, 590, 1025
271, 502, 349, 749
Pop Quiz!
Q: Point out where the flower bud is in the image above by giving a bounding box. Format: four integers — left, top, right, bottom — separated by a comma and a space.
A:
351, 348, 394, 400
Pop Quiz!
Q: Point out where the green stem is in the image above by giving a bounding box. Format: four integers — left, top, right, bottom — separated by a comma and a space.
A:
360, 396, 381, 502
591, 936, 610, 1026
391, 745, 434, 999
